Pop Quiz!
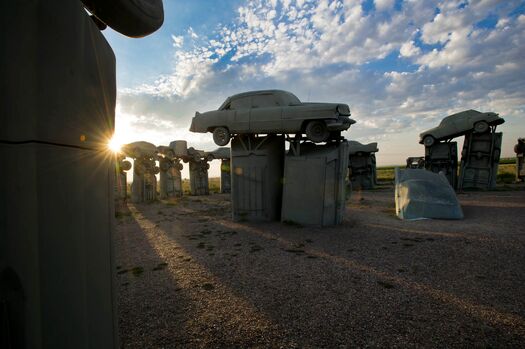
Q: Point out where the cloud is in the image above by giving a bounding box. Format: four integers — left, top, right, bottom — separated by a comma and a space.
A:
117, 0, 525, 163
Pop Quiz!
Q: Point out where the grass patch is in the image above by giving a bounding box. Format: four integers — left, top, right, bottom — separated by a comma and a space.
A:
131, 266, 144, 276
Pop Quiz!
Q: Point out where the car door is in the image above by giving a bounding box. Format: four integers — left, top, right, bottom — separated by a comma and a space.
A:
249, 94, 282, 133
230, 96, 251, 132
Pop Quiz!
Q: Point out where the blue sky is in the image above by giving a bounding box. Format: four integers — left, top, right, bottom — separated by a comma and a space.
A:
103, 0, 525, 173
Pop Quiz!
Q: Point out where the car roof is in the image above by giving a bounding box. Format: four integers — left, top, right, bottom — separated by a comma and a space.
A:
229, 89, 294, 99
219, 90, 300, 110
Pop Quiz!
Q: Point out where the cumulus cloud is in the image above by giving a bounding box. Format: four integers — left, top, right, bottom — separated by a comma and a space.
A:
117, 0, 525, 163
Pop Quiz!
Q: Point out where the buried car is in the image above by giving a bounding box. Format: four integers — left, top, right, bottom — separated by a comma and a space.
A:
419, 109, 504, 147
190, 90, 355, 145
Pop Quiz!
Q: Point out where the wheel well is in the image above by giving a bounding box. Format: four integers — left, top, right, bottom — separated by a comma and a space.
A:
301, 119, 325, 132
208, 126, 229, 133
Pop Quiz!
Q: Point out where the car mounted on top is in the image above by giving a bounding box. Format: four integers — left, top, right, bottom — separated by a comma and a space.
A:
419, 109, 504, 147
189, 90, 355, 145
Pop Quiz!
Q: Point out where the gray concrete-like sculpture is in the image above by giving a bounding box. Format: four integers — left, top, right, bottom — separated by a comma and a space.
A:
182, 147, 210, 196
419, 110, 504, 147
406, 157, 425, 169
420, 109, 505, 190
0, 0, 164, 346
231, 135, 285, 221
515, 138, 525, 182
207, 147, 231, 194
115, 154, 132, 201
458, 132, 502, 190
282, 140, 350, 226
424, 142, 458, 189
190, 90, 355, 145
191, 90, 354, 225
395, 169, 463, 220
122, 141, 159, 202
347, 141, 378, 190
157, 145, 184, 199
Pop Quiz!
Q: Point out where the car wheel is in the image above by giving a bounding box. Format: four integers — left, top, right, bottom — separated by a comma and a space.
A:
305, 121, 330, 143
423, 135, 435, 147
474, 121, 489, 133
213, 127, 230, 146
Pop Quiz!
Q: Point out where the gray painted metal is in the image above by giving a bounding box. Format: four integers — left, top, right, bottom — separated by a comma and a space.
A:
169, 140, 188, 158
207, 147, 231, 161
347, 141, 378, 190
189, 161, 210, 196
158, 156, 183, 199
395, 169, 463, 220
419, 109, 504, 145
282, 141, 350, 226
220, 159, 232, 194
406, 157, 425, 169
190, 90, 355, 145
231, 135, 284, 221
459, 132, 502, 190
81, 0, 164, 38
115, 156, 132, 200
1, 1, 118, 347
424, 142, 458, 189
515, 138, 525, 182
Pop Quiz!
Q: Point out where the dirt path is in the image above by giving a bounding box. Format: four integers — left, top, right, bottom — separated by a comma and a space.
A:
115, 189, 525, 348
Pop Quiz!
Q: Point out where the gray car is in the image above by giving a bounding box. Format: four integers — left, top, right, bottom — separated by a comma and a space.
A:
189, 90, 355, 145
419, 109, 504, 146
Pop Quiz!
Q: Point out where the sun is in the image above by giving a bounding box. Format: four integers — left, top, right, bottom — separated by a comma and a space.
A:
108, 136, 123, 153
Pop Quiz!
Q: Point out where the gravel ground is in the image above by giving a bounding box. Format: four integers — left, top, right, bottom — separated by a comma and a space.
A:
115, 187, 525, 348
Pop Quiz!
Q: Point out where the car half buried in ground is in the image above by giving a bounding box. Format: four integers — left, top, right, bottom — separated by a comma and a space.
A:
189, 90, 355, 145
419, 109, 504, 147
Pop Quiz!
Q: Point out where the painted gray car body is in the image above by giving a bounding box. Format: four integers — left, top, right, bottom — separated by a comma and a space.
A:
190, 90, 355, 135
206, 147, 231, 160
419, 109, 504, 144
122, 141, 158, 158
347, 141, 378, 155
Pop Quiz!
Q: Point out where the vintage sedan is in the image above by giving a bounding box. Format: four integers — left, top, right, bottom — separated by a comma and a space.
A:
189, 90, 355, 145
419, 109, 504, 147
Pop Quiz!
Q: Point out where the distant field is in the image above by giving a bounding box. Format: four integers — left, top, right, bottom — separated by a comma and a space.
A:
182, 177, 221, 194
377, 159, 517, 183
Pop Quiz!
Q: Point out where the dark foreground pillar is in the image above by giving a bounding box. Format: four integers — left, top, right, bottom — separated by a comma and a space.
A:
1, 1, 118, 347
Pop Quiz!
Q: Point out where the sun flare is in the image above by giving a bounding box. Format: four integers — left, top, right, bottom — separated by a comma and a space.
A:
108, 136, 123, 153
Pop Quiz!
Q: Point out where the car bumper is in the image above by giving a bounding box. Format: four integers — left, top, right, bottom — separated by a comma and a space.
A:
326, 117, 355, 131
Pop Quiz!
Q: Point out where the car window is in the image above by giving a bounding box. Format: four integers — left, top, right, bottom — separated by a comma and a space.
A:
230, 96, 251, 110
281, 91, 301, 105
252, 94, 280, 108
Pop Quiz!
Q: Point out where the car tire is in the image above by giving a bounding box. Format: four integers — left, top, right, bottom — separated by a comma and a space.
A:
423, 135, 435, 147
474, 121, 489, 133
305, 121, 330, 143
213, 127, 230, 146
